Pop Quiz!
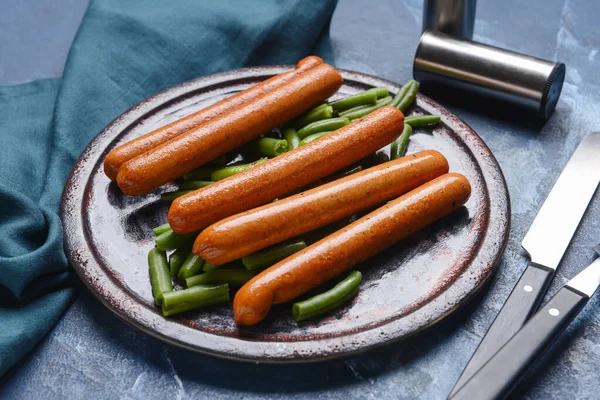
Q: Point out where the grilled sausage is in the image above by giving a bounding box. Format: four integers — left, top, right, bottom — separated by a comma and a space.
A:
168, 106, 405, 234
233, 172, 471, 325
195, 150, 449, 264
116, 63, 343, 195
103, 56, 323, 180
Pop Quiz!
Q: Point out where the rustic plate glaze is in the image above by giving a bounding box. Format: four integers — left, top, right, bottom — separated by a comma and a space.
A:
61, 66, 510, 363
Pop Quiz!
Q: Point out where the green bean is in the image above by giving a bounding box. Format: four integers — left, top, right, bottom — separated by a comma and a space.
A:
183, 167, 215, 182
329, 90, 377, 112
186, 269, 257, 287
297, 118, 350, 139
161, 284, 230, 317
395, 81, 419, 111
299, 131, 332, 146
289, 104, 333, 129
247, 137, 288, 157
160, 190, 192, 202
390, 80, 418, 109
152, 223, 171, 236
177, 253, 205, 281
370, 87, 389, 99
391, 124, 413, 160
169, 239, 194, 277
210, 158, 267, 181
242, 238, 307, 271
154, 229, 198, 251
404, 115, 441, 127
202, 262, 220, 272
340, 96, 393, 120
292, 270, 362, 322
283, 128, 301, 150
148, 248, 173, 306
180, 180, 214, 190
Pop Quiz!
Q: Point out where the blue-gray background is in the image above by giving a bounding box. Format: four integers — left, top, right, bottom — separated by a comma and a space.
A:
1, 0, 599, 398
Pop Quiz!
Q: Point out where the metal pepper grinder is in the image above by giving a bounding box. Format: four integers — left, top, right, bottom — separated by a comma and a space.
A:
418, 1, 565, 119
422, 0, 477, 39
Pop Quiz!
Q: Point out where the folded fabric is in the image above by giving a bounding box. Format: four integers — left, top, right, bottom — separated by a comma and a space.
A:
0, 0, 337, 376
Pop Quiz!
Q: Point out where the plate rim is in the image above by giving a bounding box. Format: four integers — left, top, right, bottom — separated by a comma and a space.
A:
61, 65, 510, 363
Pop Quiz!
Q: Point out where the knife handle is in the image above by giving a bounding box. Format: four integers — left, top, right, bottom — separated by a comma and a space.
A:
450, 287, 588, 400
449, 263, 554, 396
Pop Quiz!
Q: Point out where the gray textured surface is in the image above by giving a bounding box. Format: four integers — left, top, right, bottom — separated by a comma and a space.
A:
1, 0, 599, 399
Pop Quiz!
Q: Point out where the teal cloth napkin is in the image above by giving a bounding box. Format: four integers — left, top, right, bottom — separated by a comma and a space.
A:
0, 0, 337, 375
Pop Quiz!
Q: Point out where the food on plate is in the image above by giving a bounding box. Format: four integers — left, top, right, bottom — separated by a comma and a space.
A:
339, 96, 393, 120
105, 60, 452, 321
167, 106, 405, 234
148, 248, 173, 306
391, 124, 413, 160
391, 79, 418, 110
161, 284, 230, 317
296, 117, 350, 139
103, 55, 324, 180
233, 173, 472, 325
194, 150, 449, 264
116, 63, 343, 195
405, 114, 442, 127
329, 87, 388, 111
241, 238, 308, 271
292, 270, 362, 322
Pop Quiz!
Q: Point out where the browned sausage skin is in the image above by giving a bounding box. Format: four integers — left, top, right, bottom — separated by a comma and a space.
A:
103, 56, 323, 181
168, 106, 405, 234
117, 63, 342, 196
194, 150, 449, 264
233, 172, 472, 326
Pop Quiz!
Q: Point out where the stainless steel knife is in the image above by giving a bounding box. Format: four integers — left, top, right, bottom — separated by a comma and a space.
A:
449, 132, 600, 397
451, 245, 600, 400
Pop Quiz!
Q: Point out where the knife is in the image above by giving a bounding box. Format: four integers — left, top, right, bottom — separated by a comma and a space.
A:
450, 245, 600, 400
449, 132, 600, 396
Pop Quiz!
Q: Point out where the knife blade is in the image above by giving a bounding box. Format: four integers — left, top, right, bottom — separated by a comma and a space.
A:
451, 247, 600, 400
450, 132, 600, 397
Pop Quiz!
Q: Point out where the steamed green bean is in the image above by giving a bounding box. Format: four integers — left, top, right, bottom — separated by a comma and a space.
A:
202, 262, 220, 272
395, 80, 419, 111
183, 167, 215, 182
211, 158, 267, 181
390, 124, 413, 160
404, 115, 441, 127
340, 96, 393, 120
247, 137, 288, 157
148, 248, 173, 306
154, 229, 198, 251
329, 90, 377, 112
152, 223, 171, 236
161, 284, 230, 317
283, 128, 301, 150
292, 271, 362, 322
177, 253, 205, 281
297, 118, 349, 139
299, 131, 331, 146
242, 238, 307, 271
290, 104, 333, 129
169, 240, 194, 277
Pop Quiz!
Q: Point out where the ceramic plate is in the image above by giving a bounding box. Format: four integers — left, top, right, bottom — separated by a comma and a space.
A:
61, 66, 510, 363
